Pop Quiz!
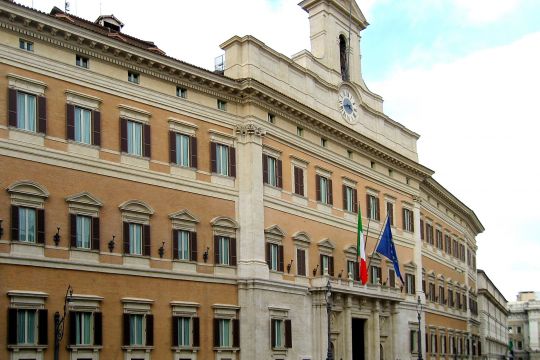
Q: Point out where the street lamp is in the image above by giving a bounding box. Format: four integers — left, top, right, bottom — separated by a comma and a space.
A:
416, 295, 423, 360
326, 278, 333, 360
54, 285, 73, 360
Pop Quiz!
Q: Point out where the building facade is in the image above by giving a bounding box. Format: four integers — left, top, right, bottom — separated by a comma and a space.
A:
477, 270, 508, 359
0, 0, 485, 359
508, 292, 540, 360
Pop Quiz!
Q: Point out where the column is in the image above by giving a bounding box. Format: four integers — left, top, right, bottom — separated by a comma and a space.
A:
372, 300, 381, 360
343, 295, 353, 360
530, 311, 540, 351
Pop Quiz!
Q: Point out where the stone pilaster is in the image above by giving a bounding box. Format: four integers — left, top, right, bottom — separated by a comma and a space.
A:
372, 300, 381, 360
413, 195, 426, 359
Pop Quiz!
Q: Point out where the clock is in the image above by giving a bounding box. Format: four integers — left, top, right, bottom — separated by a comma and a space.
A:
338, 88, 359, 124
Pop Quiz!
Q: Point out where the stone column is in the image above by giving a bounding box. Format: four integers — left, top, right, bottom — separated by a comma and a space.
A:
343, 295, 353, 360
413, 196, 426, 359
372, 300, 381, 360
235, 123, 268, 279
530, 311, 540, 351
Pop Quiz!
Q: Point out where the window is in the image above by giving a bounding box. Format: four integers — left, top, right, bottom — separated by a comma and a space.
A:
321, 138, 327, 147
271, 319, 292, 349
214, 235, 236, 266
211, 143, 236, 177
266, 243, 284, 272
420, 219, 424, 240
370, 265, 381, 284
16, 91, 37, 131
173, 230, 194, 261
296, 248, 306, 276
8, 76, 47, 134
75, 215, 91, 249
120, 119, 151, 157
405, 274, 416, 294
126, 314, 150, 346
403, 208, 414, 232
436, 229, 443, 249
388, 168, 393, 177
128, 71, 140, 84
218, 319, 231, 346
176, 86, 187, 98
431, 334, 438, 354
347, 260, 359, 281
263, 154, 282, 188
8, 182, 47, 245
410, 329, 418, 353
66, 104, 101, 146
445, 235, 452, 254
17, 309, 37, 344
517, 341, 522, 349
268, 113, 275, 124
441, 335, 447, 354
428, 283, 436, 301
426, 223, 434, 245
296, 127, 304, 137
367, 194, 380, 220
127, 120, 143, 156
347, 150, 353, 159
517, 326, 521, 334
7, 304, 48, 347
388, 268, 396, 287
177, 317, 191, 346
76, 55, 89, 68
17, 207, 36, 242
320, 254, 334, 276
19, 38, 33, 51
386, 202, 394, 226
343, 185, 358, 213
217, 99, 227, 111
439, 286, 445, 305
74, 312, 92, 345
123, 222, 151, 256
169, 132, 197, 168
448, 289, 454, 307
316, 175, 333, 205
370, 161, 375, 169
293, 166, 305, 196
74, 107, 92, 144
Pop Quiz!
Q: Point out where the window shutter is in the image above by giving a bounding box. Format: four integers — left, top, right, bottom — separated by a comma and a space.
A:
353, 189, 358, 213
92, 217, 100, 251
284, 319, 292, 348
328, 179, 333, 205
123, 313, 130, 346
11, 205, 19, 241
192, 317, 200, 347
342, 185, 347, 211
94, 312, 102, 346
265, 243, 271, 267
70, 214, 77, 248
376, 197, 380, 220
37, 96, 47, 134
8, 88, 17, 127
169, 131, 177, 163
298, 168, 304, 196
329, 256, 334, 276
123, 222, 130, 254
320, 254, 324, 275
278, 245, 284, 272
38, 309, 48, 345
190, 136, 198, 169
143, 124, 151, 158
120, 118, 128, 153
387, 202, 393, 225
229, 147, 236, 177
367, 195, 372, 219
297, 249, 305, 276
143, 224, 151, 257
190, 232, 198, 262
7, 308, 17, 345
214, 235, 220, 264
66, 104, 75, 140
172, 230, 179, 260
276, 159, 283, 188
69, 312, 76, 345
271, 319, 276, 348
172, 316, 179, 347
402, 209, 406, 230
232, 319, 240, 348
420, 219, 424, 240
230, 238, 237, 266
262, 154, 268, 184
145, 314, 154, 346
410, 211, 414, 232
210, 142, 217, 173
213, 318, 220, 347
37, 209, 45, 244
293, 167, 300, 194
92, 110, 101, 146
315, 175, 321, 201
355, 261, 360, 281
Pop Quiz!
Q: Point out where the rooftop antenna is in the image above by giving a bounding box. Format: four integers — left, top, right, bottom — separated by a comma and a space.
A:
65, 0, 70, 13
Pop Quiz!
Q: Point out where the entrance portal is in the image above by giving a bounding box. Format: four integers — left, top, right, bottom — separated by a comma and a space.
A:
352, 318, 365, 360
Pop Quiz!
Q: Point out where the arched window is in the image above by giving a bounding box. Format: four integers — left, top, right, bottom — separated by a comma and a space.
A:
339, 34, 349, 81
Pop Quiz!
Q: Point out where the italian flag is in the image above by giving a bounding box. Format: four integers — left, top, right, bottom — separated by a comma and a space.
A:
357, 207, 368, 285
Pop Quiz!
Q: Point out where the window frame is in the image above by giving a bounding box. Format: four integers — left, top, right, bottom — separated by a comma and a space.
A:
75, 55, 89, 69
127, 71, 140, 84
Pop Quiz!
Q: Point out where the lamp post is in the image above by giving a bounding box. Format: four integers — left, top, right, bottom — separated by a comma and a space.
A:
326, 278, 333, 360
54, 285, 73, 360
416, 295, 423, 360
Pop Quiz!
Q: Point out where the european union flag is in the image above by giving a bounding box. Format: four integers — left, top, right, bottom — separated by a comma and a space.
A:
376, 219, 404, 284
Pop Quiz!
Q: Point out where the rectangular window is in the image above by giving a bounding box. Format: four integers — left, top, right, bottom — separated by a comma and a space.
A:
263, 155, 281, 187
127, 120, 143, 156
429, 283, 436, 301
347, 260, 356, 280
343, 185, 357, 213
129, 223, 143, 255
321, 138, 327, 147
271, 319, 283, 348
76, 55, 89, 68
367, 194, 380, 220
175, 133, 191, 167
426, 223, 434, 244
17, 309, 36, 344
268, 113, 275, 124
405, 274, 415, 294
445, 235, 452, 254
436, 229, 443, 249
129, 314, 144, 345
386, 202, 394, 226
177, 317, 190, 347
448, 289, 454, 307
296, 248, 306, 276
218, 319, 231, 347
74, 106, 92, 144
269, 243, 279, 271
370, 266, 381, 284
296, 127, 304, 137
403, 208, 414, 232
128, 71, 140, 84
17, 92, 37, 132
218, 236, 230, 265
293, 166, 305, 196
75, 312, 92, 345
439, 286, 445, 305
216, 143, 230, 176
388, 269, 396, 288
347, 150, 353, 159
320, 254, 334, 276
176, 86, 187, 98
317, 175, 333, 205
442, 335, 447, 354
217, 99, 227, 111
431, 334, 438, 354
177, 230, 190, 260
76, 215, 92, 249
18, 207, 36, 243
410, 329, 418, 353
19, 39, 33, 51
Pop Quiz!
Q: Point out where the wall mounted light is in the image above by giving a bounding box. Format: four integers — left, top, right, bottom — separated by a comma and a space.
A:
108, 235, 115, 252
286, 259, 294, 274
53, 227, 61, 246
158, 242, 165, 258
203, 247, 210, 263
312, 264, 319, 277
0, 219, 4, 239
338, 269, 343, 279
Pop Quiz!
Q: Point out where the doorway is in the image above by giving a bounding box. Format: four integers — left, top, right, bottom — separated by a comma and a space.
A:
352, 318, 365, 360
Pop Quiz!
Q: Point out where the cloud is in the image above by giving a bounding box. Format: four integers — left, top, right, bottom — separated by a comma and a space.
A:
370, 32, 540, 299
453, 0, 521, 24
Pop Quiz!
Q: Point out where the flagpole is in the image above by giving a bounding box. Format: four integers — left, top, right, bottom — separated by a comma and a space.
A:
365, 214, 389, 279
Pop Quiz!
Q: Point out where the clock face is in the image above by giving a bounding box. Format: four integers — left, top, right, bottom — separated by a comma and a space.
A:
338, 89, 359, 124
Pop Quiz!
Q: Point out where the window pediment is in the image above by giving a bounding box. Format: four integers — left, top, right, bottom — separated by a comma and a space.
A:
66, 192, 103, 207
169, 209, 199, 231
265, 225, 285, 242
119, 200, 154, 224
292, 231, 311, 246
404, 261, 417, 271
211, 216, 238, 237
7, 180, 49, 208
317, 238, 335, 253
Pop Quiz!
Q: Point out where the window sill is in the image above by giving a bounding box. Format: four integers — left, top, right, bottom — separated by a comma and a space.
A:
170, 165, 197, 179
213, 347, 239, 352
121, 153, 150, 169
8, 127, 45, 146
68, 345, 102, 350
263, 184, 282, 198
291, 193, 308, 206
122, 346, 154, 351
8, 344, 47, 350
211, 174, 235, 187
172, 346, 199, 352
316, 202, 333, 213
67, 141, 100, 158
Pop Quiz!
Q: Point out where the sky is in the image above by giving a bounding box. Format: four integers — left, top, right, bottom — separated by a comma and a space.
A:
21, 0, 540, 301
